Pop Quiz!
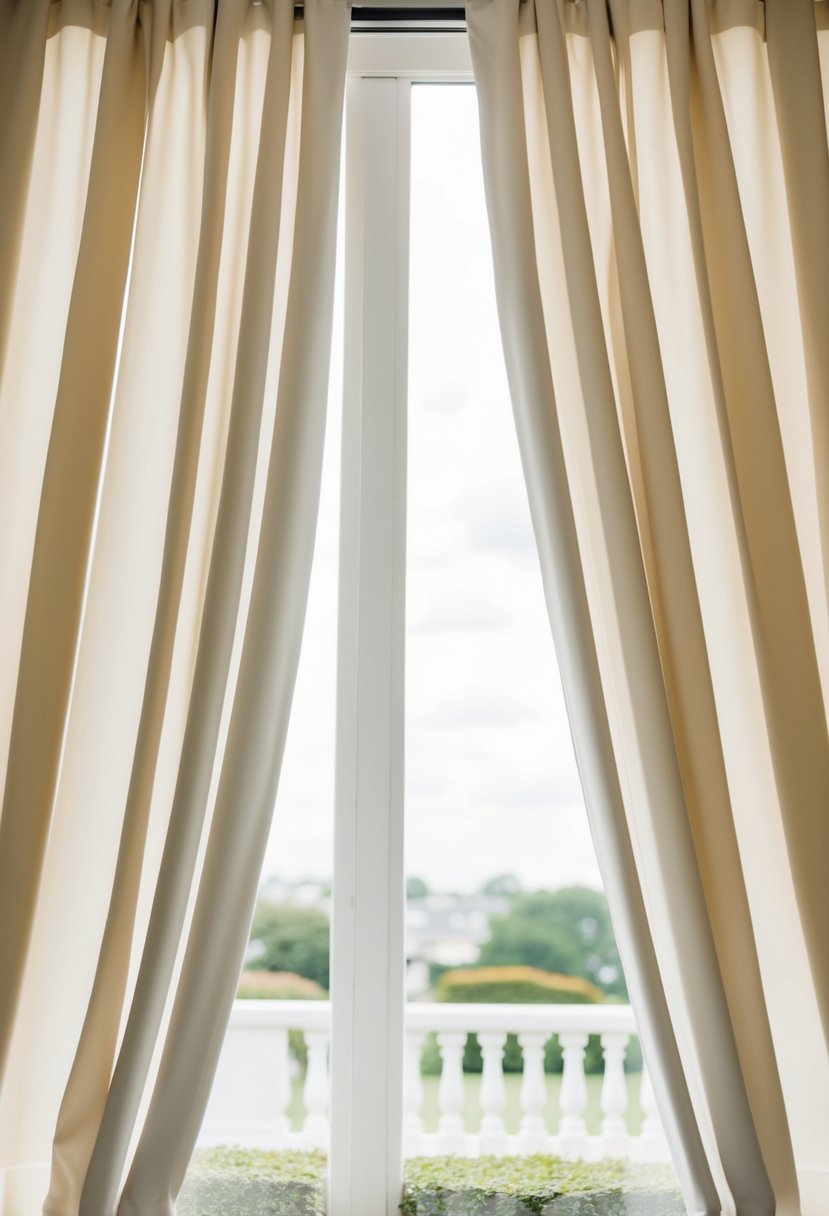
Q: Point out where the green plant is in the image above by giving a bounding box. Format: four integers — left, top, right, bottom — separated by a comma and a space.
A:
478, 889, 626, 1000
236, 971, 327, 1001
180, 1149, 326, 1216
433, 966, 604, 1074
247, 902, 330, 989
181, 1150, 683, 1216
401, 1156, 683, 1216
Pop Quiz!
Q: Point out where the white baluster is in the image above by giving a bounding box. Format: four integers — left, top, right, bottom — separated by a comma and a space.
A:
478, 1032, 508, 1155
517, 1032, 549, 1154
600, 1032, 629, 1157
403, 1031, 426, 1157
302, 1030, 330, 1149
276, 1028, 293, 1142
558, 1031, 588, 1158
436, 1031, 467, 1154
636, 1063, 669, 1161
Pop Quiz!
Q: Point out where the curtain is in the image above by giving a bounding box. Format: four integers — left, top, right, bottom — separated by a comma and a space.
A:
0, 1, 349, 1213
467, 1, 829, 1214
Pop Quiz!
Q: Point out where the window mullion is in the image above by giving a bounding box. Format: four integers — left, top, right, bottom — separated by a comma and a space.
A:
329, 75, 411, 1216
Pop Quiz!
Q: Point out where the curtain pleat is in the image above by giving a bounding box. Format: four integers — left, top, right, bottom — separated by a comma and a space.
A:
0, 3, 349, 1214
69, 6, 305, 1213
0, 6, 107, 811
467, 1, 829, 1213
594, 0, 799, 1205
43, 3, 224, 1209
0, 0, 147, 1088
0, 0, 51, 381
115, 6, 349, 1209
764, 0, 829, 1044
466, 3, 718, 1211
532, 10, 776, 1208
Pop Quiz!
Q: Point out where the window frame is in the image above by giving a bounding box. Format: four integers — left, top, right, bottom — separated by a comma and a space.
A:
329, 34, 473, 1216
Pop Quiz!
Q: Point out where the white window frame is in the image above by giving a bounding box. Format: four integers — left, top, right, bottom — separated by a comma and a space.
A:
329, 33, 473, 1216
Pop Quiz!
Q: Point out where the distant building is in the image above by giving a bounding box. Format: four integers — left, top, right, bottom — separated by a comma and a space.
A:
405, 892, 510, 996
257, 876, 509, 998
259, 875, 331, 915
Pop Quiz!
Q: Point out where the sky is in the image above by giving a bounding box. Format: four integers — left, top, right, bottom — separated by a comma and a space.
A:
261, 85, 603, 896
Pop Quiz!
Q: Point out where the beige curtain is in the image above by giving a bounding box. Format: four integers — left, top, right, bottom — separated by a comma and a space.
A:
0, 1, 349, 1213
467, 1, 829, 1213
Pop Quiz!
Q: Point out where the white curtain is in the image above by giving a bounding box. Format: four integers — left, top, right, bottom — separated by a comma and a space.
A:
467, 1, 829, 1213
0, 2, 349, 1213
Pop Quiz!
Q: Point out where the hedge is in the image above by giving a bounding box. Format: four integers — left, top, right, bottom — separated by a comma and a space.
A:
179, 1149, 326, 1216
402, 1156, 683, 1216
180, 1150, 683, 1216
428, 967, 606, 1076
236, 971, 327, 1001
398, 1157, 675, 1216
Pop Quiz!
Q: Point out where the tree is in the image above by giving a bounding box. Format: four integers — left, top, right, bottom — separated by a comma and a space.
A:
248, 901, 330, 990
406, 875, 430, 900
480, 873, 523, 899
477, 886, 626, 998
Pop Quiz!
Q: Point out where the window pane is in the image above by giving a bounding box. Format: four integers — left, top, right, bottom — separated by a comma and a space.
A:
406, 85, 603, 963
402, 88, 674, 1204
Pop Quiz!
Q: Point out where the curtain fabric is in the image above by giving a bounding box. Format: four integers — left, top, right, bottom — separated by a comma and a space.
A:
0, 2, 349, 1213
467, 1, 829, 1214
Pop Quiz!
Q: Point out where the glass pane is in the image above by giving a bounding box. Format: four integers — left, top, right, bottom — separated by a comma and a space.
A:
403, 83, 677, 1213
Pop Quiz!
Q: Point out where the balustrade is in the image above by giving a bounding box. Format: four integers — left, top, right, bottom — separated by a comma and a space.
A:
199, 1000, 670, 1162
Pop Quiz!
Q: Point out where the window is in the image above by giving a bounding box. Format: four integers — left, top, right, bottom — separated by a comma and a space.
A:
194, 32, 669, 1216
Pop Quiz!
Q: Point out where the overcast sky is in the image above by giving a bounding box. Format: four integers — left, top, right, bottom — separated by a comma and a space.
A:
261, 85, 603, 896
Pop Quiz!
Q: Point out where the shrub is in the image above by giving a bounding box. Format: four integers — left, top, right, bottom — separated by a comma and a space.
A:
180, 1149, 326, 1216
402, 1155, 683, 1216
478, 888, 627, 999
436, 967, 603, 1004
181, 1150, 683, 1216
429, 966, 603, 1075
236, 971, 327, 1001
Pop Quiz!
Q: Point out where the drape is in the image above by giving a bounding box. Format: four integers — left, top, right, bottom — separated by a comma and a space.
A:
467, 1, 829, 1214
0, 1, 349, 1213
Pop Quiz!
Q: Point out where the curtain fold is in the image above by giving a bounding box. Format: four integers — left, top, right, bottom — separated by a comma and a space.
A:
0, 2, 349, 1214
466, 1, 829, 1213
0, 0, 147, 1088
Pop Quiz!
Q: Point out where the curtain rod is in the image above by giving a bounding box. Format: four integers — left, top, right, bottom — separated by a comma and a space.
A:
353, 7, 467, 25
294, 1, 467, 27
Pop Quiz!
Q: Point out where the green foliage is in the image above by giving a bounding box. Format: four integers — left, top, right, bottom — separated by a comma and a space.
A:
429, 961, 455, 988
180, 1149, 326, 1216
402, 1156, 683, 1216
431, 966, 603, 1075
248, 902, 330, 990
408, 876, 431, 900
436, 966, 603, 1004
478, 889, 627, 1000
236, 971, 327, 1001
480, 874, 523, 899
181, 1150, 682, 1216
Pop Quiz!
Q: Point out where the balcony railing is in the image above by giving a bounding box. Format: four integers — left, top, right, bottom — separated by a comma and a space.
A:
199, 1000, 670, 1162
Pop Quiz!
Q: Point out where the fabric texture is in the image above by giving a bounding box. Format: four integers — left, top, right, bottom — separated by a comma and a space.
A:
0, 2, 349, 1213
466, 1, 829, 1213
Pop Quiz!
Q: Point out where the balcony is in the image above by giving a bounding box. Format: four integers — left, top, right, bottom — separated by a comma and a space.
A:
199, 1000, 669, 1163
